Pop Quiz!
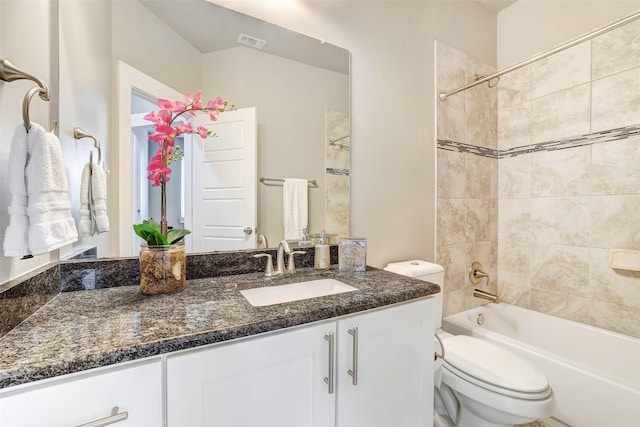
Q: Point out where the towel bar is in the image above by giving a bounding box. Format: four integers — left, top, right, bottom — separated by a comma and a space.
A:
259, 177, 318, 187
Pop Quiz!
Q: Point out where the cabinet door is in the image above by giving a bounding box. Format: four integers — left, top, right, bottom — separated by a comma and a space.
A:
0, 357, 163, 427
336, 298, 435, 427
167, 321, 336, 427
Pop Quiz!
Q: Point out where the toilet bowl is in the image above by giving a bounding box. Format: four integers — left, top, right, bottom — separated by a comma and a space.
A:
384, 260, 554, 427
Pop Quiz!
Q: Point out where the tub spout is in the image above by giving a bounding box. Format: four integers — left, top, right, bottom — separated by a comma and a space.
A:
473, 288, 498, 303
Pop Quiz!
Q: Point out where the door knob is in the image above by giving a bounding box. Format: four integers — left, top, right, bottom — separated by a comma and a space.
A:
243, 227, 253, 235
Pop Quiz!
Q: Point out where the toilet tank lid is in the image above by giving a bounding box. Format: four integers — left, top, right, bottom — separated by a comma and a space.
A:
384, 260, 444, 277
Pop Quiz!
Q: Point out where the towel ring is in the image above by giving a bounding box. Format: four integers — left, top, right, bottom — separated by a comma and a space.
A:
22, 86, 48, 131
73, 127, 101, 165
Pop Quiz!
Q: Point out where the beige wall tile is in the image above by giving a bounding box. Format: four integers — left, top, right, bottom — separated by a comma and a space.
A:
590, 195, 640, 249
530, 197, 590, 246
466, 99, 496, 148
466, 198, 493, 242
443, 289, 465, 317
590, 300, 640, 338
437, 149, 466, 199
498, 240, 531, 307
437, 198, 467, 246
498, 65, 531, 109
498, 154, 531, 199
465, 56, 495, 106
437, 94, 466, 141
591, 135, 640, 195
592, 19, 640, 80
436, 42, 467, 93
592, 67, 640, 132
531, 146, 591, 197
531, 83, 590, 143
465, 154, 495, 200
531, 42, 591, 99
590, 248, 640, 309
498, 198, 532, 242
530, 244, 590, 298
530, 289, 589, 324
498, 102, 531, 149
436, 244, 467, 292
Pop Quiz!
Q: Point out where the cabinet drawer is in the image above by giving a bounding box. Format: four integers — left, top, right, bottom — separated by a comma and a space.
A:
0, 357, 162, 427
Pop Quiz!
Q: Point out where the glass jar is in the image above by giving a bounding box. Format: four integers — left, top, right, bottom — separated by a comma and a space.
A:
139, 243, 187, 295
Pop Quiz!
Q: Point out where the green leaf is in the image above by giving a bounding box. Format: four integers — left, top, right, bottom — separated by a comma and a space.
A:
143, 219, 162, 233
167, 228, 191, 245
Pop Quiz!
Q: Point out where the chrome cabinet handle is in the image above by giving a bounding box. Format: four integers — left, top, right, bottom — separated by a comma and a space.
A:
324, 333, 335, 394
243, 227, 253, 235
348, 327, 359, 385
76, 406, 128, 427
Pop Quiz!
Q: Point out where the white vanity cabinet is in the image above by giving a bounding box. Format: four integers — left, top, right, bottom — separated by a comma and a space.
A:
166, 320, 337, 426
0, 357, 163, 427
166, 297, 435, 427
336, 297, 435, 427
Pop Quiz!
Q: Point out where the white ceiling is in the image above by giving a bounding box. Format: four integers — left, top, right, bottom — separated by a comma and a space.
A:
139, 0, 349, 75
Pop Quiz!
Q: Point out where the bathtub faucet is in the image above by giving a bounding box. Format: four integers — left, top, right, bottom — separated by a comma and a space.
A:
473, 288, 499, 303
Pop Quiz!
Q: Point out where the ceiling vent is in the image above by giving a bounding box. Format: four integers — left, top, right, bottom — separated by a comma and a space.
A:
237, 33, 267, 50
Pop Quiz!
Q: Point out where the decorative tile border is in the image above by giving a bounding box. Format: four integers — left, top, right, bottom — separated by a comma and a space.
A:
438, 124, 640, 159
327, 167, 350, 176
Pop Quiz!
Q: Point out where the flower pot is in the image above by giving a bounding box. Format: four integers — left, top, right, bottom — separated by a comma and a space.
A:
139, 243, 186, 295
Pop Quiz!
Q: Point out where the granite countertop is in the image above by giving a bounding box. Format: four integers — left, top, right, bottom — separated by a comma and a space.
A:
0, 267, 439, 390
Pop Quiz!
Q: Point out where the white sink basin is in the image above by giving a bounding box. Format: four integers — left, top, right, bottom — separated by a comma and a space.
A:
240, 278, 358, 307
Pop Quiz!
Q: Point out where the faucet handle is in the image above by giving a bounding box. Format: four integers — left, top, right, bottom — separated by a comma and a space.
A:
253, 253, 281, 277
285, 251, 306, 275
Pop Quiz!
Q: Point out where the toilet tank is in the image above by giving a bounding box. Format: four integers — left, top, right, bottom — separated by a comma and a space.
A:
384, 260, 444, 328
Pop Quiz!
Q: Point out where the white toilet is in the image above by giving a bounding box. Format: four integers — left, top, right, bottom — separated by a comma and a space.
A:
384, 260, 554, 427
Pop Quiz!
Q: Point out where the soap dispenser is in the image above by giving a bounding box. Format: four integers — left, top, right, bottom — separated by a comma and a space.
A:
314, 230, 331, 270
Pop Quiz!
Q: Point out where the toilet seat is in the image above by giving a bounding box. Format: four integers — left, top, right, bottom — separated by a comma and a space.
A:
442, 335, 551, 399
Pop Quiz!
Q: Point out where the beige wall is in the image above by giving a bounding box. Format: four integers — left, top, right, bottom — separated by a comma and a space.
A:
498, 0, 640, 68
0, 0, 55, 283
214, 0, 497, 268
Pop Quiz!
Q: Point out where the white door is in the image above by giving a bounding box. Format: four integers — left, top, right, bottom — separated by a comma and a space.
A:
166, 321, 336, 427
336, 298, 435, 427
190, 108, 257, 251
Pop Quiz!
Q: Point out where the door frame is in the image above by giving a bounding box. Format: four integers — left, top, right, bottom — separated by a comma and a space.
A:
115, 61, 183, 257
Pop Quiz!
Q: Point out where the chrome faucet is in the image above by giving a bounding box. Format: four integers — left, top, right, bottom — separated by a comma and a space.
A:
276, 240, 291, 275
469, 261, 498, 303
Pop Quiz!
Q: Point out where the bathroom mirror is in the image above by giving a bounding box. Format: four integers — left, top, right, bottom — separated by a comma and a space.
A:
58, 0, 350, 258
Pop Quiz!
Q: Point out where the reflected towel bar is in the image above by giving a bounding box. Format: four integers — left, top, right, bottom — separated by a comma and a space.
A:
259, 177, 318, 187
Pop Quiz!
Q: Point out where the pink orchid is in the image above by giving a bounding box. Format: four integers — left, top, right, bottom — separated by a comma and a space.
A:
197, 125, 209, 138
141, 90, 232, 236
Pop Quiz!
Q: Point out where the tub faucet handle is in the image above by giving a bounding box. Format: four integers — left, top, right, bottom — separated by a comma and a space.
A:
469, 261, 490, 285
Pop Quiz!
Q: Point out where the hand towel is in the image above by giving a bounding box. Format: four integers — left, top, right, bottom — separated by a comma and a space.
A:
3, 123, 78, 256
91, 163, 109, 233
3, 124, 31, 256
78, 162, 94, 237
25, 123, 78, 255
283, 178, 308, 240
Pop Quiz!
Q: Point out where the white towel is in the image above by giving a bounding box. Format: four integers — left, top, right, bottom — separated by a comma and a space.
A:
92, 162, 109, 233
3, 123, 78, 256
3, 124, 30, 256
78, 161, 110, 237
283, 178, 308, 240
78, 162, 93, 237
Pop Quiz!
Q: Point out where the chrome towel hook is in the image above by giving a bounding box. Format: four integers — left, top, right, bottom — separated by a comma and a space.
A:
73, 127, 101, 165
0, 58, 51, 132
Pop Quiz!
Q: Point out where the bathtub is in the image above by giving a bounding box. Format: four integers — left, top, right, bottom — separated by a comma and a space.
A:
442, 303, 640, 427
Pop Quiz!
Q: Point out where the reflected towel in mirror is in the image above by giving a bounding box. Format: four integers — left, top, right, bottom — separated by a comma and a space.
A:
283, 178, 308, 240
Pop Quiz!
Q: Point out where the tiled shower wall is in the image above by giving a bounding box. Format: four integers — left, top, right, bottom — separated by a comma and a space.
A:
435, 42, 498, 318
436, 18, 640, 338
